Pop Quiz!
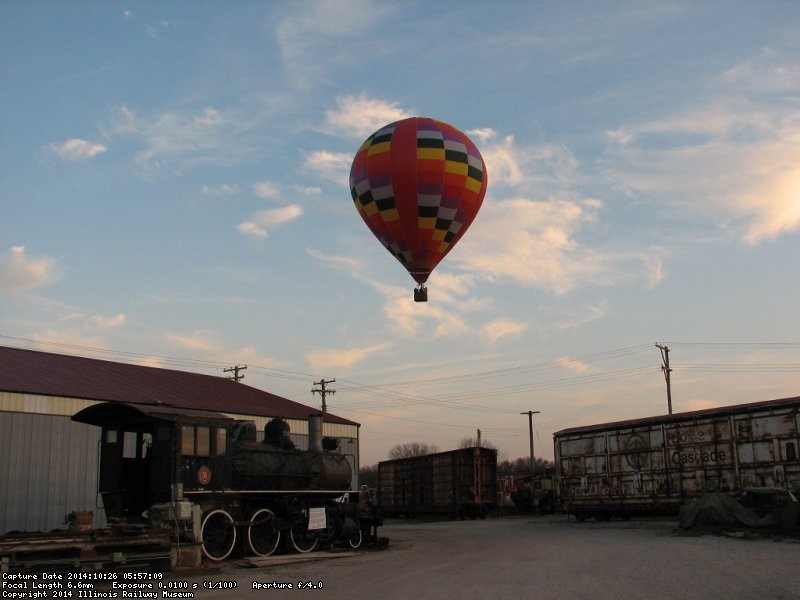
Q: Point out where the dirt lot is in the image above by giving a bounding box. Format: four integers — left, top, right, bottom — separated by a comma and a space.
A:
178, 515, 800, 600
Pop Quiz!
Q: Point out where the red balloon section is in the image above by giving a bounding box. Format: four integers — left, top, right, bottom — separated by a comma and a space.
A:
349, 117, 488, 289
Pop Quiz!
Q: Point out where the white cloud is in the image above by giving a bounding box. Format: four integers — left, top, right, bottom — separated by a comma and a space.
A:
737, 165, 800, 245
556, 357, 592, 373
605, 119, 800, 245
90, 313, 127, 329
0, 246, 57, 294
720, 47, 800, 93
374, 274, 479, 340
323, 94, 413, 139
602, 51, 800, 246
108, 104, 251, 172
482, 318, 528, 345
236, 222, 267, 239
306, 342, 390, 372
253, 181, 281, 199
306, 246, 363, 272
455, 197, 655, 294
466, 128, 498, 144
163, 330, 222, 354
201, 183, 239, 196
304, 150, 353, 185
481, 135, 579, 190
236, 205, 303, 240
45, 138, 106, 162
274, 2, 395, 88
548, 302, 609, 331
292, 185, 322, 196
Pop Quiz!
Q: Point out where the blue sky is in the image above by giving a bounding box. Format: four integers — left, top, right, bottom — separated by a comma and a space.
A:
2, 1, 799, 466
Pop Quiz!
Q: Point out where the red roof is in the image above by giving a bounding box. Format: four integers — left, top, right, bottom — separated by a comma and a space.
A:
0, 345, 358, 427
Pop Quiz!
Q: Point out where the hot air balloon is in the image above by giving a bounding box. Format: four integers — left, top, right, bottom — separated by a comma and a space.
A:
349, 117, 488, 302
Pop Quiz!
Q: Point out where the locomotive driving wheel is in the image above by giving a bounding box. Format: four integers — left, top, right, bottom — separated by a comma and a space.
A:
289, 509, 320, 553
347, 528, 363, 549
246, 508, 281, 557
201, 509, 237, 561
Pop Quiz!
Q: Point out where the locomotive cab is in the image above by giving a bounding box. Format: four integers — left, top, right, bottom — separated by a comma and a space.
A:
72, 402, 233, 522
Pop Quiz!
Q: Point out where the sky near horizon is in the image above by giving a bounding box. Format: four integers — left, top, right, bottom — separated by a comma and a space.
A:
2, 1, 799, 466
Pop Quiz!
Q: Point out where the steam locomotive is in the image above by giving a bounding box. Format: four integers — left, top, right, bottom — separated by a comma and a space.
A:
72, 401, 365, 561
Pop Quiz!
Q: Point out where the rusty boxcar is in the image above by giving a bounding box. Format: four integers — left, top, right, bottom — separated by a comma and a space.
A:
554, 396, 800, 520
378, 447, 497, 518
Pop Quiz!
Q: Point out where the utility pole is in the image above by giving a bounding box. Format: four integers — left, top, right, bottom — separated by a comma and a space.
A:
224, 364, 247, 382
656, 343, 673, 414
311, 378, 336, 413
521, 410, 541, 473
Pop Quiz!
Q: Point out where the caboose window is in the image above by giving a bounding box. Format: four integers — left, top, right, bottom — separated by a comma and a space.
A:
196, 426, 210, 456
123, 431, 138, 458
105, 429, 118, 444
215, 428, 227, 455
181, 425, 213, 456
181, 425, 195, 455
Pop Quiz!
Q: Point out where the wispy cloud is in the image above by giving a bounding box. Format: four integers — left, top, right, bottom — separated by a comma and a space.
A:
482, 318, 528, 345
602, 50, 800, 245
274, 1, 395, 88
44, 138, 107, 162
306, 246, 363, 272
90, 313, 127, 329
0, 246, 58, 294
163, 330, 223, 354
455, 197, 659, 294
253, 181, 281, 200
482, 134, 579, 190
306, 341, 390, 372
556, 357, 592, 373
201, 183, 239, 196
548, 302, 609, 331
108, 105, 252, 173
236, 204, 303, 239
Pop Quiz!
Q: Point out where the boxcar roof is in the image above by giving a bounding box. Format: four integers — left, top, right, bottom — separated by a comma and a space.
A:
554, 395, 800, 437
378, 445, 497, 466
0, 345, 358, 427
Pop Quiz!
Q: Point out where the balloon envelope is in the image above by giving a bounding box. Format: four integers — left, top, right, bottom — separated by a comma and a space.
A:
349, 117, 487, 285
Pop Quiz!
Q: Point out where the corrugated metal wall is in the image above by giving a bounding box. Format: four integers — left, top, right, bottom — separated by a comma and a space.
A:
0, 412, 102, 533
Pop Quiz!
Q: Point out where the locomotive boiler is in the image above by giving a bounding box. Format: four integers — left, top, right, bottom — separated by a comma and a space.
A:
72, 401, 363, 561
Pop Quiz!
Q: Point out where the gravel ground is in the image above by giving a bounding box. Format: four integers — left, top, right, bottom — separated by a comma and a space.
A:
177, 515, 800, 600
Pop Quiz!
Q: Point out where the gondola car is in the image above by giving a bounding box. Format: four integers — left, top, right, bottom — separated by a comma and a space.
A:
72, 402, 362, 561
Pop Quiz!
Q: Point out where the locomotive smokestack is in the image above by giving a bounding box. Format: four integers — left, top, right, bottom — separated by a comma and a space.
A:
308, 413, 323, 452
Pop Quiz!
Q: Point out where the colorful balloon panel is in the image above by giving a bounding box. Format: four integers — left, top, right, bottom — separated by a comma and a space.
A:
349, 117, 487, 285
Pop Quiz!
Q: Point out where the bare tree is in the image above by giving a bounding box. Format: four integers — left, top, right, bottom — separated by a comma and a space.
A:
358, 463, 378, 488
497, 456, 556, 475
388, 441, 439, 459
458, 436, 497, 450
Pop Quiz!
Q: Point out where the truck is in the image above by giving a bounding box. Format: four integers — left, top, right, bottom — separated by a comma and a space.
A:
378, 447, 497, 518
554, 396, 800, 521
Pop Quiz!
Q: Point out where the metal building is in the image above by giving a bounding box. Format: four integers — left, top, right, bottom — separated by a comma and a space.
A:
0, 345, 360, 533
